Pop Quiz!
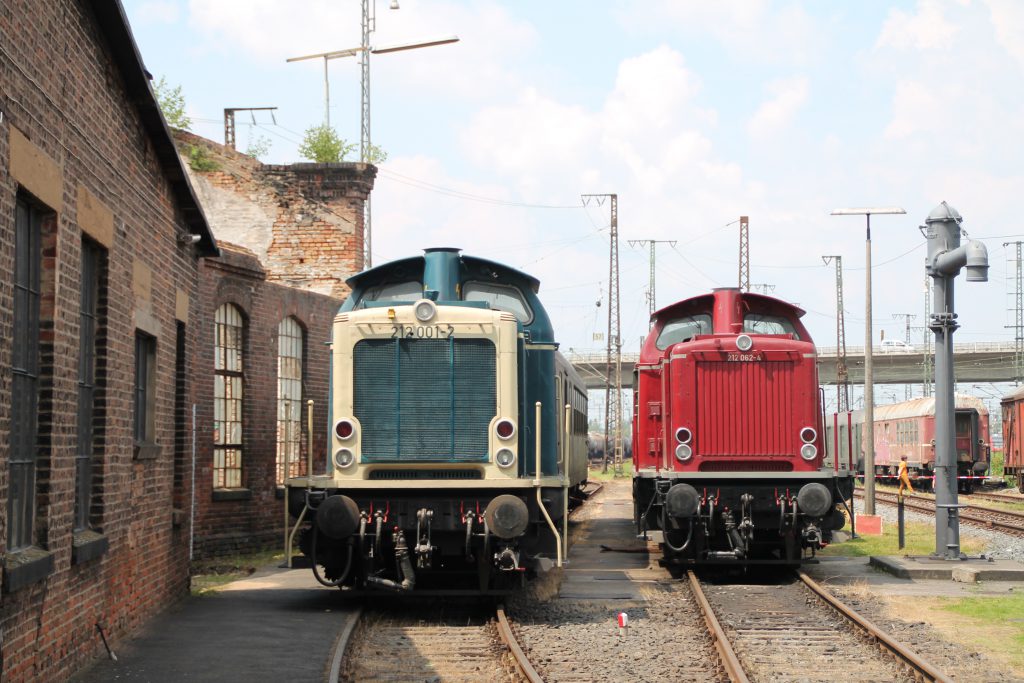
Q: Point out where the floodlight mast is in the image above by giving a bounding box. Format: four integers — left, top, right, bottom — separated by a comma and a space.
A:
829, 206, 905, 516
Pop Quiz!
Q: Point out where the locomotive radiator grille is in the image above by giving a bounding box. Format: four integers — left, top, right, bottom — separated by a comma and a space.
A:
696, 360, 795, 456
354, 337, 496, 462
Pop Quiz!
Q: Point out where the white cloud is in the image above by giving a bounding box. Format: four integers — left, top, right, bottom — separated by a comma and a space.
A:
746, 76, 809, 141
634, 1, 824, 66
984, 0, 1024, 69
876, 0, 959, 51
883, 80, 949, 140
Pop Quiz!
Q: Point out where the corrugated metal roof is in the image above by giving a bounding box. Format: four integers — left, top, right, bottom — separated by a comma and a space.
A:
873, 394, 988, 420
1002, 385, 1024, 403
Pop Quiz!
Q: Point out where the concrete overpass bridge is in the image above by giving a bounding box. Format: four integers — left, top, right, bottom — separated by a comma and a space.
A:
568, 341, 1019, 391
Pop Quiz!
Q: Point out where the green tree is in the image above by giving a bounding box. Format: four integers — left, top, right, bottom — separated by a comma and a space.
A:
366, 143, 388, 165
245, 134, 272, 161
298, 124, 355, 163
153, 76, 190, 130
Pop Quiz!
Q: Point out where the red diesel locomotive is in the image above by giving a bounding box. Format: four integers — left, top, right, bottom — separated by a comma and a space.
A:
632, 288, 854, 566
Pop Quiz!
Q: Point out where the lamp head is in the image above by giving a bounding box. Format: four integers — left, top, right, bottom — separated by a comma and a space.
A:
390, 0, 399, 8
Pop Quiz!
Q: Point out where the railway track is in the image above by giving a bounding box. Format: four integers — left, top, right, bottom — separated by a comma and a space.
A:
857, 489, 1024, 537
337, 603, 538, 682
688, 570, 952, 683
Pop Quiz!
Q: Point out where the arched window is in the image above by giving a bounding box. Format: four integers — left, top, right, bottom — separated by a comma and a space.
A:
214, 304, 244, 488
277, 317, 304, 483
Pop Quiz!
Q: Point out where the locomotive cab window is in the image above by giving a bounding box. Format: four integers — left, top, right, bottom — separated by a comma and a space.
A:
463, 281, 532, 323
656, 313, 712, 349
361, 280, 423, 304
742, 313, 800, 338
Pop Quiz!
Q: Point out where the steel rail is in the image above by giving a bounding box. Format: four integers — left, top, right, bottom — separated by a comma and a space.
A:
797, 571, 952, 683
496, 604, 544, 683
327, 606, 364, 683
686, 571, 750, 683
856, 490, 1024, 535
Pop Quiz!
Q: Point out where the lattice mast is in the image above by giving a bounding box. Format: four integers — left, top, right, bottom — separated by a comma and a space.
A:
628, 239, 676, 319
738, 215, 750, 291
1007, 241, 1024, 384
893, 312, 916, 399
583, 194, 622, 474
361, 0, 374, 267
822, 256, 849, 412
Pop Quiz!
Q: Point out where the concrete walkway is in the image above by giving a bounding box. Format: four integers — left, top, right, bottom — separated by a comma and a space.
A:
72, 565, 360, 683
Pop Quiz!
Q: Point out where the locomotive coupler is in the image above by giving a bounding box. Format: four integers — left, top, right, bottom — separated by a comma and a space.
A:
495, 545, 520, 572
463, 510, 476, 561
365, 529, 416, 592
722, 509, 747, 559
414, 508, 435, 569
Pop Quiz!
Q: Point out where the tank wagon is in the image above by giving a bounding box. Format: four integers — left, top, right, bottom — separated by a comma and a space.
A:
826, 395, 990, 493
285, 248, 588, 591
632, 288, 854, 566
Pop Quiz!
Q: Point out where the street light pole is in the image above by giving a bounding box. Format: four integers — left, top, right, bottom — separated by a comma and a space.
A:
831, 206, 906, 516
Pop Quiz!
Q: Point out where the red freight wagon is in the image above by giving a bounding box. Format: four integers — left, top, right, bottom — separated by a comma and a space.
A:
1002, 386, 1024, 490
632, 288, 854, 566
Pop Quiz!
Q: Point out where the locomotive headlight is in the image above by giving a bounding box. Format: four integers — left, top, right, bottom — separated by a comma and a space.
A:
335, 419, 355, 441
414, 299, 437, 322
334, 448, 355, 469
800, 427, 817, 444
496, 419, 516, 440
674, 444, 693, 462
736, 334, 753, 351
675, 427, 692, 444
495, 448, 516, 468
800, 443, 818, 460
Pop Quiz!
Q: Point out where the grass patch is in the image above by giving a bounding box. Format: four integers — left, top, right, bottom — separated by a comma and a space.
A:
991, 449, 1005, 478
190, 548, 284, 595
895, 595, 1024, 675
819, 518, 986, 557
588, 459, 633, 480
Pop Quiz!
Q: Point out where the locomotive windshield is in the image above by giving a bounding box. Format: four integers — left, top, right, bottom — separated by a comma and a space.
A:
362, 280, 423, 303
463, 281, 533, 323
743, 313, 800, 338
656, 313, 712, 349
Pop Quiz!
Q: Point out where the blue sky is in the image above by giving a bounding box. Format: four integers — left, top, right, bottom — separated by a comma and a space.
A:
123, 0, 1024, 411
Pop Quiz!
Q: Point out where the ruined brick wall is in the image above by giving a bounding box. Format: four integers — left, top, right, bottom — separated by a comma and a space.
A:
190, 244, 337, 558
175, 130, 375, 299
0, 1, 203, 681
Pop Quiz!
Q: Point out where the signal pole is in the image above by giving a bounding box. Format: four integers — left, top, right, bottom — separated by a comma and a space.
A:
628, 239, 676, 319
822, 256, 850, 412
893, 313, 917, 399
583, 194, 623, 475
738, 215, 750, 292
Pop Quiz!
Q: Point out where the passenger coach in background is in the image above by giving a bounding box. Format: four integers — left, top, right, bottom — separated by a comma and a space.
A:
632, 288, 854, 566
828, 395, 991, 493
285, 248, 588, 592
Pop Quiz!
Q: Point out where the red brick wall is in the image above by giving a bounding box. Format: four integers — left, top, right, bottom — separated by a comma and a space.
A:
190, 245, 339, 557
174, 130, 375, 299
0, 1, 202, 680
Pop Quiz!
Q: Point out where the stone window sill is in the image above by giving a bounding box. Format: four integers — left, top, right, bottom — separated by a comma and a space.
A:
212, 488, 252, 502
3, 546, 55, 593
135, 441, 161, 460
72, 529, 109, 565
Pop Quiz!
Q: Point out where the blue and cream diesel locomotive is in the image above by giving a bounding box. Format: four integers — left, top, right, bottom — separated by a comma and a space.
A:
286, 248, 588, 591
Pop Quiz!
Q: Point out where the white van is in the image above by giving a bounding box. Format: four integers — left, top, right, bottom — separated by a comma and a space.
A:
879, 339, 914, 353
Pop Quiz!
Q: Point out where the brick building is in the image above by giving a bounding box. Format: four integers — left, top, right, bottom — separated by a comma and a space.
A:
173, 133, 375, 557
0, 1, 217, 681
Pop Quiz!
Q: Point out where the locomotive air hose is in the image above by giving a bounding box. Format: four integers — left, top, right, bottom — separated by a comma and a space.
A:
310, 528, 353, 588
660, 506, 693, 553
